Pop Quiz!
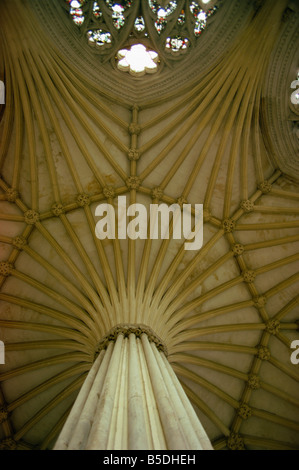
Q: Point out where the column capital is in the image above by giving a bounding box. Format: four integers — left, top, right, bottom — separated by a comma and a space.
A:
96, 323, 168, 356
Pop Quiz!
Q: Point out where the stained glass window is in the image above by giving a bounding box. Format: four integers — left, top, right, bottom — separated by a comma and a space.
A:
134, 16, 146, 32
165, 37, 189, 54
64, 0, 220, 69
93, 1, 102, 18
87, 29, 112, 48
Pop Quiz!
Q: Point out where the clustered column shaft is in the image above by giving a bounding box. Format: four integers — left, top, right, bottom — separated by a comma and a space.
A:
54, 332, 213, 450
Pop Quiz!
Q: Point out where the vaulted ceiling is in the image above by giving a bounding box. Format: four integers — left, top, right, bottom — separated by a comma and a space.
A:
0, 0, 299, 450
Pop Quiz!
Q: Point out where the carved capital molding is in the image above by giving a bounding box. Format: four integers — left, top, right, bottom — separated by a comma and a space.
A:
242, 270, 256, 283
96, 323, 168, 356
237, 403, 252, 420
265, 319, 280, 335
0, 262, 14, 277
51, 202, 65, 216
0, 438, 17, 450
126, 176, 141, 190
240, 199, 254, 213
24, 210, 40, 225
151, 187, 164, 200
222, 218, 235, 233
0, 406, 9, 424
253, 295, 267, 308
128, 149, 140, 161
6, 188, 19, 202
227, 432, 245, 450
12, 236, 27, 250
76, 193, 91, 207
247, 374, 261, 390
232, 243, 244, 256
257, 345, 271, 361
103, 186, 116, 199
258, 180, 272, 194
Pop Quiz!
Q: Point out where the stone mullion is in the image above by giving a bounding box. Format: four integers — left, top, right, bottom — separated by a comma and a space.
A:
3, 9, 39, 210
242, 435, 297, 450
261, 380, 299, 409
273, 295, 299, 321
140, 23, 250, 110
39, 406, 73, 451
222, 70, 260, 219
5, 340, 92, 354
220, 172, 284, 321
172, 362, 239, 417
150, 230, 223, 326
244, 234, 299, 251
170, 351, 251, 438
138, 102, 201, 178
268, 354, 299, 383
238, 332, 272, 401
32, 46, 111, 189
139, 66, 239, 183
7, 363, 90, 414
0, 319, 93, 349
150, 171, 280, 324
168, 323, 264, 344
51, 52, 129, 129
275, 330, 296, 350
0, 386, 14, 448
84, 204, 121, 324
0, 351, 91, 382
19, 48, 61, 202
111, 231, 127, 324
58, 213, 113, 320
5, 41, 23, 192
253, 205, 299, 214
21, 243, 107, 329
48, 53, 129, 156
270, 188, 299, 200
35, 220, 106, 332
252, 72, 269, 185
236, 220, 299, 231
0, 225, 32, 291
177, 375, 234, 437
186, 67, 249, 203
160, 252, 235, 318
24, 0, 131, 109
163, 255, 242, 329
169, 341, 257, 356
167, 299, 255, 343
148, 66, 242, 193
140, 60, 223, 122
28, 49, 84, 194
0, 291, 96, 337
38, 52, 114, 188
230, 320, 298, 435
0, 212, 24, 223
54, 330, 213, 450
127, 105, 139, 324
7, 267, 100, 332
0, 36, 15, 172
255, 253, 299, 276
142, 217, 176, 326
13, 374, 86, 443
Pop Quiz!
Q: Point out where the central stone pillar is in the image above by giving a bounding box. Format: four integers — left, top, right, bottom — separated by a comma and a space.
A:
54, 325, 213, 450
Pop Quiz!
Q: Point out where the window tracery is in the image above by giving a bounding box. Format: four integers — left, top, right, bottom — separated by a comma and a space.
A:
62, 0, 221, 71
289, 71, 299, 140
